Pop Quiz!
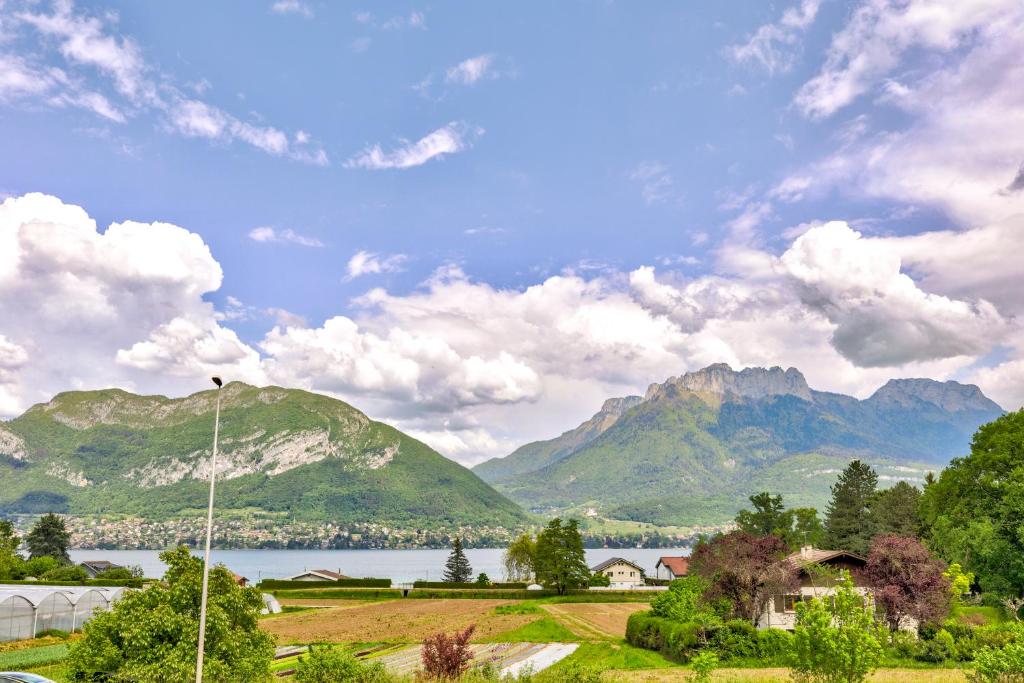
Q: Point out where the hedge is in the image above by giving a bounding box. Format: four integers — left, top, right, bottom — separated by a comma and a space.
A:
412, 581, 526, 589
625, 611, 701, 662
268, 588, 403, 600
409, 589, 557, 600
0, 578, 144, 588
258, 578, 391, 589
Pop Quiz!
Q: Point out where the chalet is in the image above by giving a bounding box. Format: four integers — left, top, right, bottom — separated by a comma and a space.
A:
655, 556, 689, 580
230, 572, 249, 587
591, 557, 645, 587
757, 546, 913, 631
79, 560, 124, 578
287, 569, 350, 582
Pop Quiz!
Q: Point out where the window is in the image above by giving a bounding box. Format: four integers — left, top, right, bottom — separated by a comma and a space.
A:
783, 594, 804, 612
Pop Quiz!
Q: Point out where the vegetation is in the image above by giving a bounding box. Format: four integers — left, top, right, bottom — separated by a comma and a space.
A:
66, 545, 275, 682
26, 512, 71, 563
422, 625, 476, 679
864, 534, 951, 632
791, 572, 886, 683
824, 460, 879, 555
443, 538, 473, 583
735, 492, 825, 550
534, 518, 589, 595
294, 646, 389, 682
259, 578, 392, 589
484, 617, 577, 643
502, 533, 536, 582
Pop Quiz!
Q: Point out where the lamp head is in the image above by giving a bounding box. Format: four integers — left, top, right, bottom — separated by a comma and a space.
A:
211, 377, 223, 388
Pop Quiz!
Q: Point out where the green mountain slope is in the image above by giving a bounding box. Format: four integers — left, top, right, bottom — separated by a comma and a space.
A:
0, 383, 527, 527
474, 364, 1004, 526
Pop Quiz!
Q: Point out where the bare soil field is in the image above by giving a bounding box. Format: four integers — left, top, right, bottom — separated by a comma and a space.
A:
542, 602, 647, 639
613, 668, 968, 682
277, 597, 382, 608
262, 598, 537, 644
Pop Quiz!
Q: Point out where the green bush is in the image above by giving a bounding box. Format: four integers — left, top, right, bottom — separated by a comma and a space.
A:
710, 619, 758, 661
971, 637, 1024, 682
295, 646, 390, 682
691, 651, 719, 682
411, 581, 525, 589
42, 564, 89, 582
889, 631, 919, 660
259, 578, 391, 589
35, 629, 70, 639
625, 611, 701, 662
916, 629, 956, 663
271, 588, 403, 600
756, 628, 794, 664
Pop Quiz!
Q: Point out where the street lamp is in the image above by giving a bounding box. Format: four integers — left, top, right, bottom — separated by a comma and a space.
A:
196, 376, 223, 683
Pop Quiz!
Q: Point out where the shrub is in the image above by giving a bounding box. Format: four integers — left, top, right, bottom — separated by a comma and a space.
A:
476, 573, 491, 586
259, 578, 392, 589
916, 629, 956, 663
412, 581, 525, 589
42, 564, 88, 582
422, 624, 475, 679
23, 555, 60, 578
548, 661, 602, 683
710, 619, 758, 661
97, 566, 143, 580
889, 631, 918, 660
971, 638, 1024, 682
34, 629, 70, 640
625, 611, 701, 663
691, 651, 719, 682
757, 628, 794, 664
295, 646, 390, 682
588, 572, 610, 587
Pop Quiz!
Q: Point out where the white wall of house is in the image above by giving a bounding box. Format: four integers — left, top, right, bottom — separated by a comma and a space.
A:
600, 561, 644, 587
756, 585, 917, 632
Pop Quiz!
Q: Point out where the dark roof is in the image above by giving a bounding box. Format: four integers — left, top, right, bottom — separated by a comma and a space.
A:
656, 556, 689, 575
80, 560, 123, 571
289, 569, 351, 580
786, 547, 867, 570
590, 557, 645, 573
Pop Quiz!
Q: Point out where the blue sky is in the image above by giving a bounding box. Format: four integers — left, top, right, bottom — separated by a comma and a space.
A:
1, 0, 1023, 463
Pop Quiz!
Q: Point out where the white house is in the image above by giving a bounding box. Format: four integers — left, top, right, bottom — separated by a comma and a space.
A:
287, 569, 349, 582
757, 546, 916, 632
654, 556, 689, 580
591, 557, 645, 587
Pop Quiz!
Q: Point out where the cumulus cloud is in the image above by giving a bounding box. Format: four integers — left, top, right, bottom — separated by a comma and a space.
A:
780, 222, 1007, 367
729, 0, 820, 75
247, 226, 324, 247
345, 250, 408, 279
345, 122, 482, 170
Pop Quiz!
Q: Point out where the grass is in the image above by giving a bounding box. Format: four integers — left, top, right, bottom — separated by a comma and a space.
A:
0, 643, 70, 670
493, 603, 542, 615
270, 588, 403, 600
483, 617, 579, 643
564, 641, 677, 670
952, 604, 1008, 626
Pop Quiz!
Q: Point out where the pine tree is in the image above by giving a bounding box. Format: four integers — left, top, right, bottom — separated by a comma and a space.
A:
443, 537, 473, 583
824, 460, 878, 555
26, 513, 71, 564
869, 481, 922, 538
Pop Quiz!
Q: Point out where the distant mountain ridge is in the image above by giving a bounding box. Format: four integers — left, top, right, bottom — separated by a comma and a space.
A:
0, 383, 527, 528
474, 364, 1003, 526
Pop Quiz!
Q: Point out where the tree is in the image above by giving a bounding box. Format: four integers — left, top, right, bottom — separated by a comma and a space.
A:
442, 537, 473, 583
870, 481, 921, 538
690, 531, 799, 623
0, 519, 21, 580
791, 571, 886, 683
421, 625, 475, 679
791, 508, 826, 549
944, 563, 975, 604
26, 513, 71, 563
735, 492, 788, 537
503, 533, 537, 582
863, 534, 951, 632
66, 545, 274, 682
475, 573, 490, 586
534, 518, 590, 595
650, 575, 722, 645
824, 460, 878, 555
920, 410, 1024, 597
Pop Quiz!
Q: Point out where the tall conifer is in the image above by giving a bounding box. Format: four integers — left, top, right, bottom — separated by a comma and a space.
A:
824, 460, 878, 555
443, 537, 473, 583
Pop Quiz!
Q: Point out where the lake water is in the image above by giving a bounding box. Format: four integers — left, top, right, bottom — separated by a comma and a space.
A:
68, 547, 690, 584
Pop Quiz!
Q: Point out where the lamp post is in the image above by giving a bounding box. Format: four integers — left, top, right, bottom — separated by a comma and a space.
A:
196, 376, 223, 683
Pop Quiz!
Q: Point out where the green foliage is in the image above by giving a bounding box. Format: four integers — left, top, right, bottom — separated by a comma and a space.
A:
791, 572, 886, 683
97, 565, 143, 580
534, 518, 589, 595
869, 481, 922, 538
625, 611, 702, 663
921, 410, 1024, 597
41, 563, 88, 582
757, 628, 795, 664
945, 563, 976, 604
24, 555, 60, 578
0, 643, 70, 670
824, 460, 878, 556
26, 512, 71, 563
588, 572, 610, 587
66, 545, 275, 682
916, 629, 957, 663
442, 537, 473, 583
270, 588, 402, 600
493, 603, 541, 615
476, 573, 490, 585
294, 646, 390, 682
503, 533, 537, 583
971, 627, 1024, 683
259, 578, 392, 589
649, 576, 720, 636
486, 617, 577, 643
412, 581, 525, 589
710, 619, 758, 661
691, 650, 718, 682
734, 492, 826, 550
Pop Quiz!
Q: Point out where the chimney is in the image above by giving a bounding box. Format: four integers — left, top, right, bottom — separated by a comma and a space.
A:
800, 545, 813, 560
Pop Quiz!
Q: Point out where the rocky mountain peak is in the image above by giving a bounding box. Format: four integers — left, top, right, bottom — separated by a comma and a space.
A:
646, 363, 813, 402
599, 395, 644, 414
869, 378, 1003, 413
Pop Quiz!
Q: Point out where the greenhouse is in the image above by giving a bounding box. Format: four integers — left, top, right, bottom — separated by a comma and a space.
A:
0, 585, 123, 641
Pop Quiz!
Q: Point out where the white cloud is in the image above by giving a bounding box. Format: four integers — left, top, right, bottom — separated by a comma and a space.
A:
345, 121, 482, 170
729, 0, 820, 75
445, 54, 496, 85
345, 250, 408, 279
381, 11, 426, 30
247, 226, 324, 247
270, 1, 313, 18
629, 162, 677, 206
794, 0, 1018, 119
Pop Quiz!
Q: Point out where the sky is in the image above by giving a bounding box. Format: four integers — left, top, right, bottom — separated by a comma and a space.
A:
1, 0, 1023, 465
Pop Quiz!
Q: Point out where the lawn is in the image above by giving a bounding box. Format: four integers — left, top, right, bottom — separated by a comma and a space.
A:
0, 643, 70, 670
483, 617, 579, 643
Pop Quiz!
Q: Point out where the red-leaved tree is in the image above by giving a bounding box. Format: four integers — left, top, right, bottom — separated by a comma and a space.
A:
421, 624, 475, 679
690, 531, 799, 623
864, 534, 951, 631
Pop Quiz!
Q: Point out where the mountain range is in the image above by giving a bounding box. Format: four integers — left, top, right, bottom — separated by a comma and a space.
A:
473, 363, 1004, 526
0, 383, 526, 528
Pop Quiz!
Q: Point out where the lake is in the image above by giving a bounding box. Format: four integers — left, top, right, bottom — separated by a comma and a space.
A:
68, 547, 690, 583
